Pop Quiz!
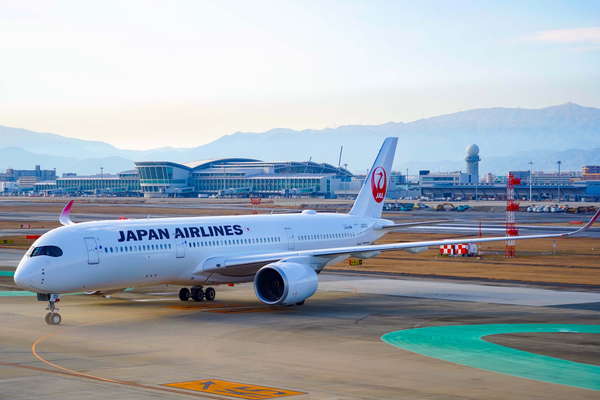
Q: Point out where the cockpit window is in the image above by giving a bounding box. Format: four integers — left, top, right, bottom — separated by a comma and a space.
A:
30, 246, 63, 257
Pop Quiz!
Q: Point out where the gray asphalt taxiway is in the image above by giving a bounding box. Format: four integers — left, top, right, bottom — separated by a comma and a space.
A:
1, 263, 599, 400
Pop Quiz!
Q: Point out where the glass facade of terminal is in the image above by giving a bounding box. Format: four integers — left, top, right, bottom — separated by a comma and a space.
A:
136, 162, 192, 195
133, 159, 350, 198
32, 176, 140, 194
194, 176, 325, 194
57, 177, 140, 192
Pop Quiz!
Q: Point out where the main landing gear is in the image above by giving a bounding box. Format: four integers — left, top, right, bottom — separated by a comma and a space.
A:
40, 294, 62, 325
179, 286, 216, 302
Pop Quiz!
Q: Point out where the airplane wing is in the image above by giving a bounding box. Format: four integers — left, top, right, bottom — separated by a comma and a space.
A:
199, 209, 600, 275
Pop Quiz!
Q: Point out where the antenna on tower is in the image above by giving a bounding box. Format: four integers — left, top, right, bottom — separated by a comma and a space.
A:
338, 145, 343, 168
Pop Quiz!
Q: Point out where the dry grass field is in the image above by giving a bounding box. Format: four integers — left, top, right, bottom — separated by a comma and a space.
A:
332, 232, 600, 285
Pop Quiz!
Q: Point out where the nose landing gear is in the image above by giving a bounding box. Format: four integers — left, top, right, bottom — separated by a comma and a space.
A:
41, 294, 62, 325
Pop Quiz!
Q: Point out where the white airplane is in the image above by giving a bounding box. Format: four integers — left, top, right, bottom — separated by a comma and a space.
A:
14, 138, 600, 325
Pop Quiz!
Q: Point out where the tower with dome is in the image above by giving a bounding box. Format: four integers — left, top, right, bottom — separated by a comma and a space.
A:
465, 144, 480, 184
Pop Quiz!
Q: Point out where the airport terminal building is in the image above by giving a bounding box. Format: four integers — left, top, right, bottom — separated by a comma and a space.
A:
135, 158, 353, 198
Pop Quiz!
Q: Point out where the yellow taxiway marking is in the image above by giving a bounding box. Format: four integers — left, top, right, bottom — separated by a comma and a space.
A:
164, 379, 304, 399
30, 318, 226, 399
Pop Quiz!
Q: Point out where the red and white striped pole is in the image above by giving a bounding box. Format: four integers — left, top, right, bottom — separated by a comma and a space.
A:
505, 173, 520, 257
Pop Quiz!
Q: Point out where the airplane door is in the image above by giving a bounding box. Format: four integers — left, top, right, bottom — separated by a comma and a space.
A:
84, 237, 100, 265
284, 228, 295, 251
176, 240, 186, 258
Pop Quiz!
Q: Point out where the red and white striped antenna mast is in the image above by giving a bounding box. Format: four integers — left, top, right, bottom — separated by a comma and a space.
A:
505, 173, 521, 257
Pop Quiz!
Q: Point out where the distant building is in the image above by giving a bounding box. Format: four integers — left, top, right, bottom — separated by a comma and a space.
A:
0, 181, 17, 193
0, 165, 56, 182
509, 170, 581, 185
419, 170, 470, 186
483, 172, 496, 184
582, 165, 600, 181
17, 176, 38, 189
33, 170, 141, 195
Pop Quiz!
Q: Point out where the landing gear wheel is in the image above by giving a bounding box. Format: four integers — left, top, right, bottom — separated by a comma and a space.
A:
45, 312, 61, 325
178, 287, 190, 301
190, 287, 205, 302
205, 287, 216, 301
43, 294, 61, 325
295, 300, 305, 306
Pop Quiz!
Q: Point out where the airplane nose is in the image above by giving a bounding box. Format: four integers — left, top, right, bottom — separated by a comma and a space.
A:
14, 265, 37, 290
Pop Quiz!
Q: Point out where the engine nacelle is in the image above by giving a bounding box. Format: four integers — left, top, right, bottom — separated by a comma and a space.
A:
254, 260, 318, 305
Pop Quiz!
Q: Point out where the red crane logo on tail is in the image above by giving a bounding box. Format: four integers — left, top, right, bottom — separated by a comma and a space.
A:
371, 166, 387, 203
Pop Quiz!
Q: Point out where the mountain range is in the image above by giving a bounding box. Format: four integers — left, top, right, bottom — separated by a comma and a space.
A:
0, 102, 599, 176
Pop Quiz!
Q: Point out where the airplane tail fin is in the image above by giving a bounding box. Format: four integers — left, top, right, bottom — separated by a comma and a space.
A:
349, 137, 398, 219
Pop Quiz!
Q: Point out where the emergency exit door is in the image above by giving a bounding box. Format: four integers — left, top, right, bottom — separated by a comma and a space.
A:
176, 240, 186, 258
84, 237, 100, 265
284, 228, 295, 251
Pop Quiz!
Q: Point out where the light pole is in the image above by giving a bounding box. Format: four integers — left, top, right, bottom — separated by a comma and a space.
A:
528, 161, 533, 202
557, 160, 562, 202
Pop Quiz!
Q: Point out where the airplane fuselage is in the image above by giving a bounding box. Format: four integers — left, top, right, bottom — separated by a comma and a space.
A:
16, 211, 388, 294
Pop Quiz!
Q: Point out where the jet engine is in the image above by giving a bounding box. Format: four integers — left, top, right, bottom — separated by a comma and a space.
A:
254, 260, 318, 305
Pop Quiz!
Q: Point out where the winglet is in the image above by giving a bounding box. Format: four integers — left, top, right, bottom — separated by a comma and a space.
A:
59, 200, 75, 226
563, 207, 600, 237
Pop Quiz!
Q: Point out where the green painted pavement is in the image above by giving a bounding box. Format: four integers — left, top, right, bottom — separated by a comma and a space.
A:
0, 291, 37, 296
382, 324, 600, 391
0, 291, 84, 296
0, 271, 14, 277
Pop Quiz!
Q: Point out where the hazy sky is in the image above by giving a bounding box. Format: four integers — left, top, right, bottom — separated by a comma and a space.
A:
1, 0, 599, 149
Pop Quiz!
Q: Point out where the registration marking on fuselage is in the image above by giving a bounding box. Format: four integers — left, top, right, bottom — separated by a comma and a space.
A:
163, 379, 304, 399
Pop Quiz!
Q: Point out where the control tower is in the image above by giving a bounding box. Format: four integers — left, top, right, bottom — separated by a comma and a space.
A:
465, 144, 480, 184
